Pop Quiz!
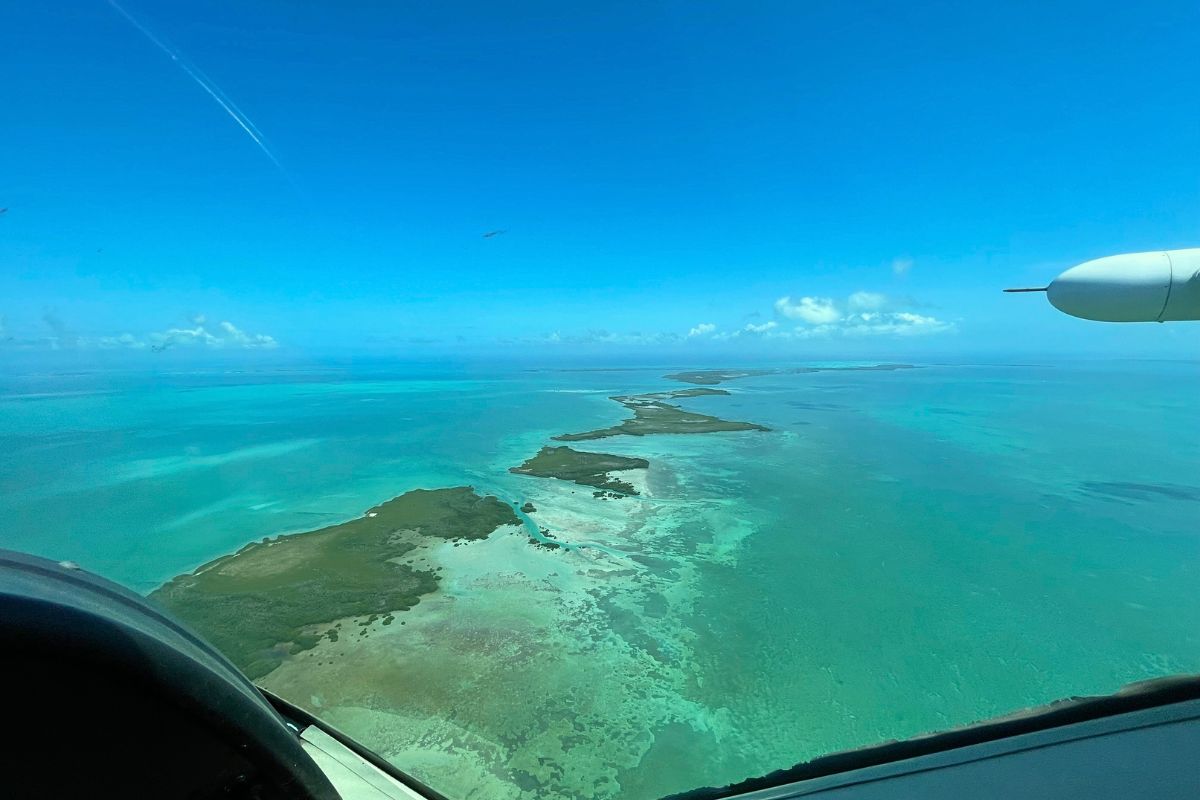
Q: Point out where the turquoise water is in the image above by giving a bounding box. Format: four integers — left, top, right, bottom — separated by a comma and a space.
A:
617, 363, 1200, 796
1, 360, 1198, 798
0, 365, 664, 590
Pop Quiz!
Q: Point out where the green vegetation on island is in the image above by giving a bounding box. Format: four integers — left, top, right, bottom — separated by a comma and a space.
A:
666, 364, 917, 385
552, 389, 769, 441
510, 445, 649, 495
143, 365, 904, 688
531, 527, 562, 550
664, 369, 773, 385
150, 487, 518, 679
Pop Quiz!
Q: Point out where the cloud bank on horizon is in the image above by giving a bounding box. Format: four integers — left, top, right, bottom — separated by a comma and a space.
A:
1, 278, 952, 356
137, 316, 278, 351
694, 287, 954, 342
531, 273, 954, 348
0, 314, 278, 353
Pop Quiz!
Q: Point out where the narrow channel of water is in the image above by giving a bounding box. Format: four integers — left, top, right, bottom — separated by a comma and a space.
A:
510, 500, 627, 558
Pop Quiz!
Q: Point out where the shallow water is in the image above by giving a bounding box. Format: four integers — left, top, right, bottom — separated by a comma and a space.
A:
1, 360, 1197, 798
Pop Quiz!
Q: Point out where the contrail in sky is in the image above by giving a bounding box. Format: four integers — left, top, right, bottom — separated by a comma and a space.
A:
105, 0, 288, 176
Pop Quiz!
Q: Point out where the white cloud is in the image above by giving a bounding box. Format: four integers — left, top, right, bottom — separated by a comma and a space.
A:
765, 289, 953, 340
98, 333, 148, 350
892, 257, 913, 276
787, 310, 953, 339
712, 320, 783, 341
688, 322, 716, 338
841, 311, 953, 337
0, 314, 278, 352
541, 329, 679, 346
216, 320, 277, 348
98, 316, 279, 351
847, 291, 888, 311
150, 324, 218, 349
774, 296, 841, 324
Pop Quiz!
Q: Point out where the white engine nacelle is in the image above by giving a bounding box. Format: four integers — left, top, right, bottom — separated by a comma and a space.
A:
1036, 248, 1200, 322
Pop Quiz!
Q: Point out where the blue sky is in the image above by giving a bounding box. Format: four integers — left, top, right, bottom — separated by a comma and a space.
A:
2, 0, 1198, 362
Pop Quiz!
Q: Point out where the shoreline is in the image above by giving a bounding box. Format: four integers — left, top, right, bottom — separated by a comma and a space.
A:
147, 364, 910, 598
255, 458, 700, 799
139, 362, 971, 797
148, 373, 784, 681
150, 486, 521, 679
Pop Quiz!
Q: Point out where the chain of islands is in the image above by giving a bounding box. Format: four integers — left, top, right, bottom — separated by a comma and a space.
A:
149, 365, 917, 798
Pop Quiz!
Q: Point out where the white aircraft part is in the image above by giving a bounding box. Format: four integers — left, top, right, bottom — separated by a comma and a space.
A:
300, 725, 426, 800
1046, 248, 1200, 322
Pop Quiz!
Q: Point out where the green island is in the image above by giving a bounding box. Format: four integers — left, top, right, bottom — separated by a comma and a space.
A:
666, 364, 916, 385
151, 374, 778, 681
663, 369, 774, 385
552, 388, 769, 441
510, 445, 649, 495
150, 487, 518, 679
